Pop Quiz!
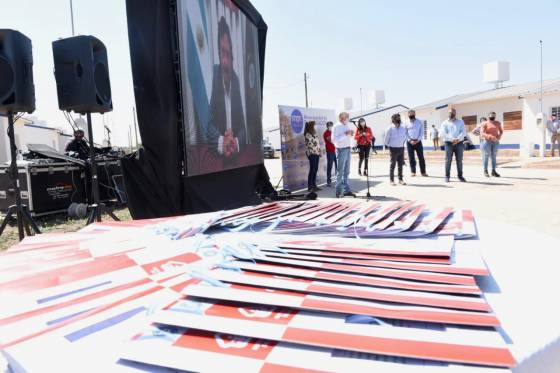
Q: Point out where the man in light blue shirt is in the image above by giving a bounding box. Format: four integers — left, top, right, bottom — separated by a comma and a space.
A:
404, 109, 427, 177
384, 113, 407, 185
440, 108, 467, 182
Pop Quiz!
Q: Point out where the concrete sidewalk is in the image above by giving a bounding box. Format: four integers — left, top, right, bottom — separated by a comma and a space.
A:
265, 155, 560, 240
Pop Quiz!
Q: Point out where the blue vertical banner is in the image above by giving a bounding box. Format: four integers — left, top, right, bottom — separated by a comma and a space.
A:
278, 105, 336, 191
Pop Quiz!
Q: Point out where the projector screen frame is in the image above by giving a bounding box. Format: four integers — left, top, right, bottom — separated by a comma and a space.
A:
171, 0, 267, 177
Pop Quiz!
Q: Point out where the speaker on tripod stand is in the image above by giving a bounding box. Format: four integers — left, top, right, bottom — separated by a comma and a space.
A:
52, 35, 119, 225
0, 29, 41, 240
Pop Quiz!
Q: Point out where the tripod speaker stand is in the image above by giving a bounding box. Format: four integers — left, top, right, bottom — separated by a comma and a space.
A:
0, 112, 41, 240
84, 113, 119, 225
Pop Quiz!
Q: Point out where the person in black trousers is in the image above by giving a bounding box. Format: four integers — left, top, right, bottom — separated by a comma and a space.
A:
384, 114, 408, 186
404, 109, 427, 176
354, 118, 373, 176
304, 121, 321, 191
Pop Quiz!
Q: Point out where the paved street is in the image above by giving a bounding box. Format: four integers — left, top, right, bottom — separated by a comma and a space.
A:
265, 153, 560, 240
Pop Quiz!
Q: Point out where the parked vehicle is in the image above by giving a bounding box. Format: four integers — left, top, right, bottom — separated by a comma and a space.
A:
262, 139, 275, 158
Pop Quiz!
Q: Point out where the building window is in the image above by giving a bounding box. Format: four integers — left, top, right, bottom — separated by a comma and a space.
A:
423, 120, 428, 140
462, 115, 477, 132
551, 107, 560, 118
503, 111, 522, 130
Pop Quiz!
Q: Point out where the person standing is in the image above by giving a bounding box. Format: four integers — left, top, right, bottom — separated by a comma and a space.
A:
480, 113, 503, 177
323, 121, 337, 186
384, 113, 408, 186
548, 115, 560, 157
430, 125, 439, 150
440, 108, 467, 182
354, 118, 373, 176
472, 117, 487, 161
404, 110, 427, 176
304, 121, 321, 192
333, 112, 356, 198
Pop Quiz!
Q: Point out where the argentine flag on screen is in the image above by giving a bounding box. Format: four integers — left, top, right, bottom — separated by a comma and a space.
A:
180, 0, 213, 143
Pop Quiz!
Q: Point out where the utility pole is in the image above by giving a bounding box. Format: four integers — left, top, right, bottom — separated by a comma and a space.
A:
360, 88, 363, 114
304, 73, 309, 108
128, 126, 133, 153
540, 40, 546, 157
69, 0, 75, 36
133, 107, 139, 148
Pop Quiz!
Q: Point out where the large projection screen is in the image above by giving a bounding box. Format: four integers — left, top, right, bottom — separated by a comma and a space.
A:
176, 0, 263, 177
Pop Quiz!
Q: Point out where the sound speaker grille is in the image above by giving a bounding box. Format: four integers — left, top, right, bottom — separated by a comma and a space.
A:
0, 56, 14, 102
94, 62, 110, 104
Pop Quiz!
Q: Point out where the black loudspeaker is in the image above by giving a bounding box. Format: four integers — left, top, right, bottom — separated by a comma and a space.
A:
0, 30, 35, 113
52, 35, 112, 114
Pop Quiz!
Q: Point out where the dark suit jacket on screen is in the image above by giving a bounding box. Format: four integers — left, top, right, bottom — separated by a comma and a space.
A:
207, 65, 247, 152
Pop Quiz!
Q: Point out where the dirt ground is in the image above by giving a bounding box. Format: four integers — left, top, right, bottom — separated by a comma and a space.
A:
265, 152, 560, 240
0, 208, 131, 251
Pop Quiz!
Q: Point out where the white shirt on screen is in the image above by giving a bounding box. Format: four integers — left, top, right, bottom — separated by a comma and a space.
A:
332, 121, 353, 148
224, 82, 232, 131
218, 80, 239, 154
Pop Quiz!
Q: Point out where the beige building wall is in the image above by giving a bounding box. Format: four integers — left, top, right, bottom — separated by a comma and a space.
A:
409, 92, 560, 151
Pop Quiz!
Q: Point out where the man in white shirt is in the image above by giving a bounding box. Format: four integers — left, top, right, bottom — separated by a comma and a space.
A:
548, 115, 560, 157
430, 125, 439, 150
440, 108, 467, 183
404, 109, 427, 177
332, 112, 356, 198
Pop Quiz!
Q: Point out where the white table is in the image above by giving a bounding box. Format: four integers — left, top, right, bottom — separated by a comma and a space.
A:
458, 219, 560, 373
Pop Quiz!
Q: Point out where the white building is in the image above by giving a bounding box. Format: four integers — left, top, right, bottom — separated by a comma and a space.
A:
349, 104, 410, 149
404, 78, 560, 154
0, 115, 73, 163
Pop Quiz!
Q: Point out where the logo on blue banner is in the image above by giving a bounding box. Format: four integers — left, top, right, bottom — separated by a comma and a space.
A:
290, 109, 304, 134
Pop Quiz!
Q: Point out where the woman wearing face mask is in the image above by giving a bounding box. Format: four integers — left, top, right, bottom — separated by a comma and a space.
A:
323, 121, 337, 186
384, 113, 408, 185
304, 121, 322, 191
354, 118, 373, 176
481, 112, 503, 177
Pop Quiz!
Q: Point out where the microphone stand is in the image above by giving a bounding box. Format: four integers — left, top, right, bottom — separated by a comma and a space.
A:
350, 121, 386, 201
365, 141, 372, 199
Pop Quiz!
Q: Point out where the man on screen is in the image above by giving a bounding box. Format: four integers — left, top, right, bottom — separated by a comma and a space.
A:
208, 16, 247, 157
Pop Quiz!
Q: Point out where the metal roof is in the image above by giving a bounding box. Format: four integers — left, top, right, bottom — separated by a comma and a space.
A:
414, 78, 560, 111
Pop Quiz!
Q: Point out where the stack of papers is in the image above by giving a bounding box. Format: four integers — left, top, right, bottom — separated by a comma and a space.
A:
0, 201, 515, 372
213, 200, 476, 239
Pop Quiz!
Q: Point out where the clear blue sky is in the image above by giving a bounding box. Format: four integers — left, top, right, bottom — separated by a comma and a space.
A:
2, 0, 559, 143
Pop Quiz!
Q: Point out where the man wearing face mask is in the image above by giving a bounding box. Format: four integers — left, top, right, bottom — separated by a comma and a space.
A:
332, 112, 356, 197
481, 111, 503, 177
384, 113, 408, 186
323, 121, 337, 187
440, 108, 467, 182
404, 109, 427, 177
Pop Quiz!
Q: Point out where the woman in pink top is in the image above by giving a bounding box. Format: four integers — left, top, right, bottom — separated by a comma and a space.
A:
481, 111, 503, 177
